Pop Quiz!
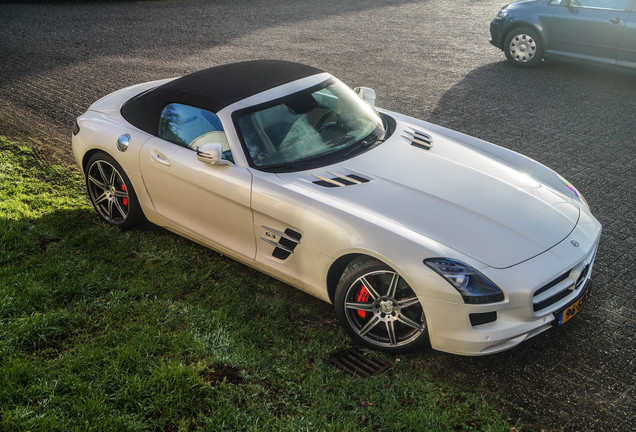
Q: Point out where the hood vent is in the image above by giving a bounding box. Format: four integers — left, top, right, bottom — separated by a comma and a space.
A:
403, 130, 433, 150
312, 172, 370, 188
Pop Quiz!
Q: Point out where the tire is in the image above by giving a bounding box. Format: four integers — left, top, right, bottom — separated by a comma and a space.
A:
334, 257, 429, 353
504, 26, 543, 68
85, 151, 144, 229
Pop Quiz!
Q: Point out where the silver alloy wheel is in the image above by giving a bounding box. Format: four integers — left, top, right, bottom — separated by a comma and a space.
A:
343, 270, 425, 348
87, 160, 129, 223
508, 33, 537, 63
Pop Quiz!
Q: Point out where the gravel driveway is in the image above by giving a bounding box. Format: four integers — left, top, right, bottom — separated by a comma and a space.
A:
1, 1, 634, 430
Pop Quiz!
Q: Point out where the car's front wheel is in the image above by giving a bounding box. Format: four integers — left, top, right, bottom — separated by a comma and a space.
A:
504, 27, 543, 68
334, 257, 429, 353
85, 151, 144, 229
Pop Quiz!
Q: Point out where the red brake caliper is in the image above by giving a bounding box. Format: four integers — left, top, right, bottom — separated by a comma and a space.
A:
121, 184, 128, 206
355, 284, 370, 318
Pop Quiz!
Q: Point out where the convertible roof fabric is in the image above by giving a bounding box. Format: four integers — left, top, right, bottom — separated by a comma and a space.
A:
121, 60, 324, 135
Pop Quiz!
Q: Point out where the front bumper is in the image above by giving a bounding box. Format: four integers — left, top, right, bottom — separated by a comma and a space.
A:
420, 219, 601, 356
489, 19, 505, 49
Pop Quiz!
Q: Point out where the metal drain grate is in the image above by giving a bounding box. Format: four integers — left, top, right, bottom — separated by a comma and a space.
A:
325, 347, 394, 377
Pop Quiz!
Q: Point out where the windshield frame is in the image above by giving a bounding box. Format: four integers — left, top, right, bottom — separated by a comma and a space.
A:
231, 78, 389, 173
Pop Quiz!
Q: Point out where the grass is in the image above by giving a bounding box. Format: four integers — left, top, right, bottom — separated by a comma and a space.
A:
0, 137, 517, 431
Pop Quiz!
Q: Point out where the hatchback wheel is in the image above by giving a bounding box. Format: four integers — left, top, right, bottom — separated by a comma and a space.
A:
504, 27, 543, 68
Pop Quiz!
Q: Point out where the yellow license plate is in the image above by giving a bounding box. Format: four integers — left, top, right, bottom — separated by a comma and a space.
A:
556, 287, 591, 326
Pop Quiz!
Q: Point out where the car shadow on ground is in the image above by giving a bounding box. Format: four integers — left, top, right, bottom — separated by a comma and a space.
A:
427, 60, 635, 163
414, 59, 636, 431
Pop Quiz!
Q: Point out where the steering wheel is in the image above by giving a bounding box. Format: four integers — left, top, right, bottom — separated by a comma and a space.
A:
316, 111, 339, 133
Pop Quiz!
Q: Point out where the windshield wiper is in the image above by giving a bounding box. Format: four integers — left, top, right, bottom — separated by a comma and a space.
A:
362, 135, 385, 147
342, 134, 385, 158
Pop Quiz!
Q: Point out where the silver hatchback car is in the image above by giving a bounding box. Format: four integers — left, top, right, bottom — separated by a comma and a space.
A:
490, 0, 636, 69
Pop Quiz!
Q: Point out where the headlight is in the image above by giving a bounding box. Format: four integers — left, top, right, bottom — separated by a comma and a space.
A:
558, 174, 588, 207
496, 8, 510, 20
424, 258, 504, 304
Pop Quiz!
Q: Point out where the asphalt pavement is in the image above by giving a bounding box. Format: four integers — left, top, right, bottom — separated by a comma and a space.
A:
1, 1, 634, 430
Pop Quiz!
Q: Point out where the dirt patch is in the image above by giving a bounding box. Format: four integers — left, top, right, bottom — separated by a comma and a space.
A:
200, 364, 244, 386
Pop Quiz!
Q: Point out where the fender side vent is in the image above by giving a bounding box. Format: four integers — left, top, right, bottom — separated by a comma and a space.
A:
326, 347, 393, 377
261, 226, 301, 260
403, 130, 433, 150
312, 172, 370, 188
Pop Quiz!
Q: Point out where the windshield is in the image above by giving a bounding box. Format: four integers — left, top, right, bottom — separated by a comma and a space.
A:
233, 79, 385, 170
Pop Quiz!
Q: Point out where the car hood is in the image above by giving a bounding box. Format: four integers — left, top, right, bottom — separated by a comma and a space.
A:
276, 121, 579, 269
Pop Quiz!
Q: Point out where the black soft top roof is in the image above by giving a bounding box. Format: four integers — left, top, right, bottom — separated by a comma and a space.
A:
121, 60, 324, 135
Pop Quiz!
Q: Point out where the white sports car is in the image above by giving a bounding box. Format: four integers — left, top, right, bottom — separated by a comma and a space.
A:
72, 60, 601, 355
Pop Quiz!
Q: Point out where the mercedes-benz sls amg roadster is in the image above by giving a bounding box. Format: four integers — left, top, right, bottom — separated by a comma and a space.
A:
72, 60, 601, 355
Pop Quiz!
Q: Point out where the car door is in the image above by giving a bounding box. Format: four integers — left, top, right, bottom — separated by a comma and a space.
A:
549, 0, 631, 64
139, 103, 255, 260
617, 3, 636, 68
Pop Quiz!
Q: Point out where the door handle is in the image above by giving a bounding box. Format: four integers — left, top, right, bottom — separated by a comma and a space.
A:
150, 150, 171, 166
609, 17, 623, 24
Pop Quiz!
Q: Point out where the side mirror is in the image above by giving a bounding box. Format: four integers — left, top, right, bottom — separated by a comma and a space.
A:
196, 142, 231, 165
354, 87, 377, 107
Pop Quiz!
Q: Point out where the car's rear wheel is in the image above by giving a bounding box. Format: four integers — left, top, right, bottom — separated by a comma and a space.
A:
85, 152, 144, 229
334, 257, 429, 353
504, 27, 543, 68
